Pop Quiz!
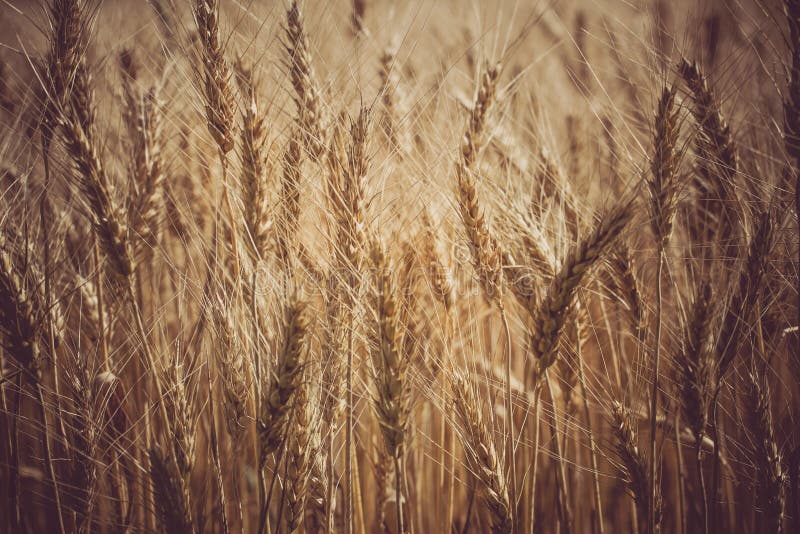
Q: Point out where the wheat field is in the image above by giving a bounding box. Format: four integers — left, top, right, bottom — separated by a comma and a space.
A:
0, 0, 797, 532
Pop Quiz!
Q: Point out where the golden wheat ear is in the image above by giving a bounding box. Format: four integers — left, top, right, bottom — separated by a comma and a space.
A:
530, 203, 633, 387
284, 1, 327, 158
258, 295, 311, 463
193, 0, 235, 156
450, 372, 513, 534
609, 400, 662, 533
235, 59, 272, 263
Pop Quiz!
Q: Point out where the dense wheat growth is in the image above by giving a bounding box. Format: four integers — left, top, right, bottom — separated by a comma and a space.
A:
1, 0, 800, 532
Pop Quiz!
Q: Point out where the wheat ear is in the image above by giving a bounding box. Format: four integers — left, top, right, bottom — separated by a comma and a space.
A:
530, 204, 632, 387
451, 372, 512, 534
746, 366, 786, 533
259, 297, 311, 461
678, 59, 740, 254
369, 238, 411, 533
610, 401, 662, 533
235, 59, 272, 261
284, 1, 326, 157
285, 376, 318, 533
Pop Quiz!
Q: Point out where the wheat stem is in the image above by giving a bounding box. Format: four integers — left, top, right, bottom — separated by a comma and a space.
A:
648, 248, 664, 534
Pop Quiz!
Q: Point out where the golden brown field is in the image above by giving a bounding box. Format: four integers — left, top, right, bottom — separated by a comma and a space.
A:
0, 0, 798, 532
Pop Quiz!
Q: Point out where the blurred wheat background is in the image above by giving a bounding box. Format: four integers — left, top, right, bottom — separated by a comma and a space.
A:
0, 0, 798, 532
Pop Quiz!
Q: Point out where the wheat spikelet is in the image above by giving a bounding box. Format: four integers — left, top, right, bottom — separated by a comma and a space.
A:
64, 356, 99, 533
327, 108, 370, 278
423, 216, 455, 314
60, 90, 180, 522
678, 60, 737, 180
68, 55, 95, 135
42, 0, 86, 136
120, 51, 165, 256
455, 62, 504, 302
456, 163, 505, 302
149, 447, 194, 533
305, 438, 329, 532
610, 244, 646, 339
163, 357, 196, 486
716, 210, 774, 381
678, 59, 740, 252
212, 303, 251, 443
61, 116, 134, 280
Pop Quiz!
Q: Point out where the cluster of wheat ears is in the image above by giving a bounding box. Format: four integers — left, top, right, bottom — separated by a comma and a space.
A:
0, 0, 799, 532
